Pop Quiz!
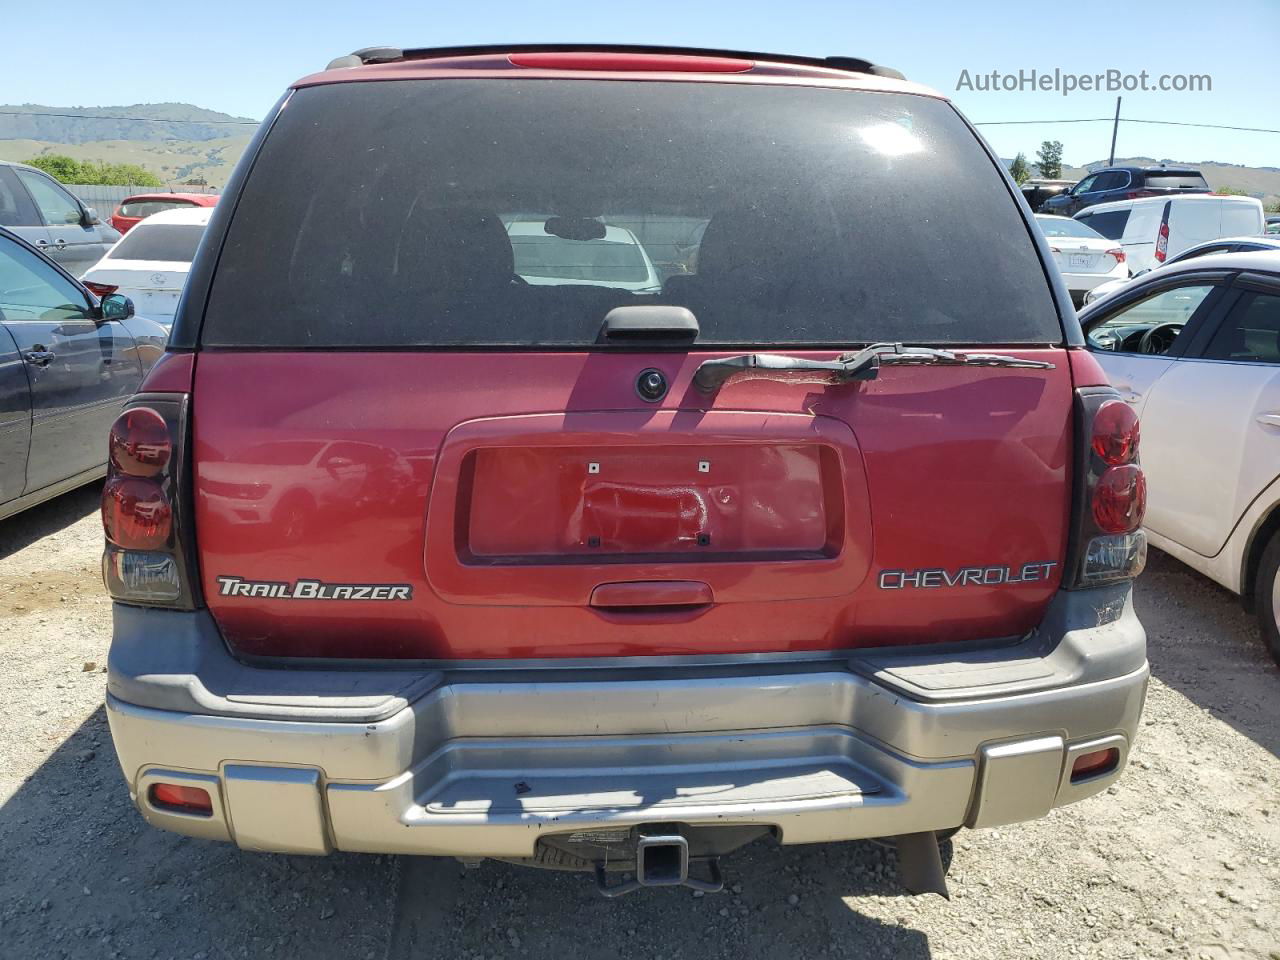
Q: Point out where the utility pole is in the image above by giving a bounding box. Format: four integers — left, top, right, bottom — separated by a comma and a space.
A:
1108, 96, 1122, 166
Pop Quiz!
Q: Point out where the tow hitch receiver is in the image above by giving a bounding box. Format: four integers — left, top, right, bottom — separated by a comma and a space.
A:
594, 824, 726, 897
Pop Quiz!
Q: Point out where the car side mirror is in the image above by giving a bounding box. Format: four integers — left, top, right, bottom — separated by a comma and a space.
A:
81, 206, 101, 227
98, 293, 134, 323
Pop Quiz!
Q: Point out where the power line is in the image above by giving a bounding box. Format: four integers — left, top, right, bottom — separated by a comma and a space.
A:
0, 110, 258, 125
974, 117, 1280, 134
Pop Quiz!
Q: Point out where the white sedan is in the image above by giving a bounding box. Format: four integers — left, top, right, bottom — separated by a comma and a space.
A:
1035, 214, 1128, 306
80, 206, 212, 328
1083, 235, 1280, 306
1080, 250, 1280, 665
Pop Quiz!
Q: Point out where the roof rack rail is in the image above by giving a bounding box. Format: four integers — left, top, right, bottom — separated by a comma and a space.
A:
324, 44, 905, 80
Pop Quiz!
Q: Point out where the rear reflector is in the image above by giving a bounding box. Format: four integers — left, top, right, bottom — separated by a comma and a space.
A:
1071, 747, 1120, 782
149, 783, 213, 816
508, 52, 754, 73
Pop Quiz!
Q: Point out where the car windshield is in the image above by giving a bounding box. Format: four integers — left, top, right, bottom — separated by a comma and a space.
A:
203, 79, 1060, 348
1036, 217, 1106, 241
109, 223, 205, 262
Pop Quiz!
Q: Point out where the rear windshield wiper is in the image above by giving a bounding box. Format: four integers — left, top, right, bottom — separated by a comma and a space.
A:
692, 343, 1054, 393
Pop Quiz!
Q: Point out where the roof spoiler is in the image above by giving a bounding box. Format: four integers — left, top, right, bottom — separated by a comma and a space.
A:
324, 44, 906, 80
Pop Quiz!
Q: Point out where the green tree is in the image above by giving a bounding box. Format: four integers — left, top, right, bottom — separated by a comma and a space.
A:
1009, 152, 1032, 185
23, 155, 162, 187
1211, 186, 1248, 196
1267, 200, 1280, 214
23, 154, 84, 182
1035, 140, 1064, 179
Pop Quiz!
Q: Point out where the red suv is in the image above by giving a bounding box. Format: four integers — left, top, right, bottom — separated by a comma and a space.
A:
102, 45, 1149, 897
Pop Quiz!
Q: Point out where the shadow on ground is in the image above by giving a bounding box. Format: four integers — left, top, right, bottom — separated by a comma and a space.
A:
0, 483, 102, 561
0, 712, 935, 960
1136, 547, 1279, 757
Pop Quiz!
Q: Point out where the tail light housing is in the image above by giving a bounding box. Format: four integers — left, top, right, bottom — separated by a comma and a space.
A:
1105, 248, 1126, 265
102, 396, 199, 608
1154, 221, 1170, 263
84, 281, 119, 298
1066, 391, 1147, 587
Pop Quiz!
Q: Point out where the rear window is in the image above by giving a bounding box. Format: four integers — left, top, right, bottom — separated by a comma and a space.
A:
1143, 173, 1208, 190
1036, 216, 1105, 240
508, 226, 654, 285
1077, 210, 1130, 241
109, 223, 205, 262
118, 199, 194, 218
203, 79, 1060, 348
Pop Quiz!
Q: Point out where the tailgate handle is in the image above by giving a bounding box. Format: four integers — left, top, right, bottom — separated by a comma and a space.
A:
590, 580, 714, 609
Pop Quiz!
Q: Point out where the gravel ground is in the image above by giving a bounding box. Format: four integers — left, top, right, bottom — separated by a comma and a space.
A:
1, 483, 1277, 960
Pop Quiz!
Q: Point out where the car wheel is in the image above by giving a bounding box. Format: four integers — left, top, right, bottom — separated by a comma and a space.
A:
1254, 532, 1280, 667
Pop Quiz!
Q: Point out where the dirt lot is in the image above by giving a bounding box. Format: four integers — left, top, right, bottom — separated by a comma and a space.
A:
1, 484, 1277, 960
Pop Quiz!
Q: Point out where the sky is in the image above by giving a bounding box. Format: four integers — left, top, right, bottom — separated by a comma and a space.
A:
7, 0, 1279, 168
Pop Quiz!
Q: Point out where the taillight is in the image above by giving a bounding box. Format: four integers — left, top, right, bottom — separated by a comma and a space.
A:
1067, 392, 1148, 587
84, 281, 119, 298
102, 396, 198, 608
1155, 222, 1170, 263
1105, 248, 1126, 265
1093, 465, 1146, 533
103, 477, 172, 548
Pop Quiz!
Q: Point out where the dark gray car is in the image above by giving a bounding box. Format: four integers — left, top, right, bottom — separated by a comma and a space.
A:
0, 226, 168, 520
0, 160, 121, 274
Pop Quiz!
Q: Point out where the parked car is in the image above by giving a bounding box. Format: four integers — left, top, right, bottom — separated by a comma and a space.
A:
506, 219, 663, 292
1039, 165, 1210, 218
1267, 216, 1280, 236
103, 45, 1148, 898
109, 192, 218, 235
0, 227, 167, 520
1034, 214, 1128, 305
1080, 251, 1280, 664
1083, 235, 1280, 305
81, 207, 212, 327
1020, 178, 1076, 213
1074, 194, 1265, 275
0, 160, 120, 273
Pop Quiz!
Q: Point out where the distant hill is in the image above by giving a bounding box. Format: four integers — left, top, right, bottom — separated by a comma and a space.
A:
0, 103, 258, 144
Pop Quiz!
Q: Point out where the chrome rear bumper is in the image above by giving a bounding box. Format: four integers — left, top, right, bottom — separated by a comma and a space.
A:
106, 585, 1147, 858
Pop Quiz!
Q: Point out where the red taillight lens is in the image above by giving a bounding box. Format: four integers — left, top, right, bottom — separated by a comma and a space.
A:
1093, 465, 1146, 533
84, 281, 119, 298
1106, 248, 1126, 265
1091, 399, 1140, 464
102, 477, 172, 548
1155, 222, 1170, 263
149, 783, 213, 816
109, 407, 172, 477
